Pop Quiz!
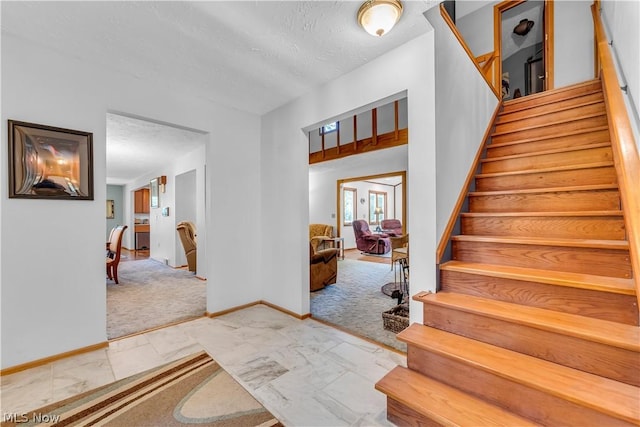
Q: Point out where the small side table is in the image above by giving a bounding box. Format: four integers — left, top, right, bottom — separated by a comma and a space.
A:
328, 237, 345, 260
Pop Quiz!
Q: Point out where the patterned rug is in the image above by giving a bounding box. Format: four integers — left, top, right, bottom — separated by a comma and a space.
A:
310, 259, 407, 352
0, 352, 282, 427
107, 259, 206, 339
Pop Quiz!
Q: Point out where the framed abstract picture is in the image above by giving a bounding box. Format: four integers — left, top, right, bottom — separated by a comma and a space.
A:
8, 120, 94, 200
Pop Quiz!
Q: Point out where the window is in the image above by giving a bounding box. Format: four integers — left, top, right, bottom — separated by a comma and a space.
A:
343, 187, 357, 226
369, 190, 387, 225
320, 121, 338, 135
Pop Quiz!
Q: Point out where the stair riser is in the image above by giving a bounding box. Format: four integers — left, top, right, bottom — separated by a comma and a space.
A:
439, 269, 639, 325
452, 240, 632, 278
498, 92, 605, 123
422, 304, 640, 387
495, 103, 606, 134
501, 81, 602, 113
386, 398, 442, 427
487, 129, 610, 158
406, 347, 633, 426
481, 146, 613, 174
476, 166, 618, 191
469, 190, 621, 213
461, 215, 626, 240
491, 115, 608, 145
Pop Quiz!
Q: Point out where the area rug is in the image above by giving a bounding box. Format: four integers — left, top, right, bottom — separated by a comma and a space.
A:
107, 259, 206, 339
1, 351, 282, 427
310, 259, 407, 352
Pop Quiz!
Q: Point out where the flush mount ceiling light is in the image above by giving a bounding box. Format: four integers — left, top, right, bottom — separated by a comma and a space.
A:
357, 0, 403, 37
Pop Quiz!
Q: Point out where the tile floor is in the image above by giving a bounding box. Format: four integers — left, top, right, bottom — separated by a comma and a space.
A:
1, 304, 407, 426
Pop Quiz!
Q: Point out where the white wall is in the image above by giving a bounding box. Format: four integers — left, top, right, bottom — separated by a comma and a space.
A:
0, 30, 260, 368
455, 1, 498, 57
425, 4, 500, 246
601, 0, 640, 149
261, 31, 436, 323
554, 1, 595, 88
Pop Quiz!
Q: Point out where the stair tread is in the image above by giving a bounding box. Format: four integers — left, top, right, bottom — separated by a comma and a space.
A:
398, 324, 640, 424
440, 260, 636, 295
499, 94, 604, 121
477, 161, 614, 178
491, 112, 607, 137
469, 184, 619, 196
415, 291, 640, 350
503, 79, 601, 109
451, 234, 630, 250
489, 126, 610, 149
376, 366, 542, 427
497, 99, 605, 125
461, 210, 623, 217
481, 142, 611, 164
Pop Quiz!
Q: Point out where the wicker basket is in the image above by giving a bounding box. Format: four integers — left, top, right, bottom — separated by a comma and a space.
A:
382, 304, 409, 333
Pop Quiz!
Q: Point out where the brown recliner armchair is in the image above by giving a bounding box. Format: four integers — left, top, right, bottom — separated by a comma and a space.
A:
352, 220, 391, 255
381, 219, 403, 236
309, 223, 334, 254
177, 221, 197, 272
310, 243, 338, 292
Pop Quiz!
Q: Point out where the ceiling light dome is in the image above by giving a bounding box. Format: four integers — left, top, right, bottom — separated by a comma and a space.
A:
357, 0, 403, 37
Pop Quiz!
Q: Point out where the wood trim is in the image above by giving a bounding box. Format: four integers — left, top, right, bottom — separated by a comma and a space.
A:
207, 300, 311, 320
259, 300, 311, 320
372, 108, 378, 145
475, 51, 495, 64
436, 102, 504, 263
353, 115, 358, 151
440, 3, 501, 100
1, 341, 109, 376
309, 128, 407, 165
544, 0, 555, 90
592, 4, 640, 316
394, 100, 400, 140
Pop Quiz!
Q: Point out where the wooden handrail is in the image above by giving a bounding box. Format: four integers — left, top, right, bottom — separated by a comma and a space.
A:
440, 4, 501, 100
475, 51, 495, 64
436, 102, 503, 263
592, 4, 640, 313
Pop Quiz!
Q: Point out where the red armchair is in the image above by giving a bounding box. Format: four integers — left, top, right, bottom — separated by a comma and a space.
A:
381, 219, 403, 236
352, 220, 391, 255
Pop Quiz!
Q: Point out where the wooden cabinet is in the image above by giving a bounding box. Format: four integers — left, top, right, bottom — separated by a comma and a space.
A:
134, 188, 150, 213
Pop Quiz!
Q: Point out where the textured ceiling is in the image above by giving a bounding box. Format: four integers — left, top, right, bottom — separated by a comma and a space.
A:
1, 1, 436, 183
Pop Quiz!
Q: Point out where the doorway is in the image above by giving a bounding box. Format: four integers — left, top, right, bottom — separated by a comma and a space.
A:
105, 112, 208, 339
495, 0, 554, 99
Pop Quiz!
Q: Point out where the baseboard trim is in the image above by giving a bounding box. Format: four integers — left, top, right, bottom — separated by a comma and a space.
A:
207, 300, 311, 320
0, 341, 109, 376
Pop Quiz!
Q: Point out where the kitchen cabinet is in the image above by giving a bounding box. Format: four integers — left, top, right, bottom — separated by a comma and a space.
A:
134, 188, 150, 213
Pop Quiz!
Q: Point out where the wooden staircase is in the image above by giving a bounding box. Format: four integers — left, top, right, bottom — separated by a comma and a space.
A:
376, 79, 640, 426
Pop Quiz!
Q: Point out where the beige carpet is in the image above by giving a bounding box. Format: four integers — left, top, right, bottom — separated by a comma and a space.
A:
0, 352, 282, 427
107, 259, 206, 339
310, 259, 407, 352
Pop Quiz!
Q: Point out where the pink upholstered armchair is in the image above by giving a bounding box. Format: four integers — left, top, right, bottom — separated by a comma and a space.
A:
381, 219, 403, 236
352, 220, 391, 255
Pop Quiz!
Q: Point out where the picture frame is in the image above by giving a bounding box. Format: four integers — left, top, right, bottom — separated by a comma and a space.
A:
8, 120, 94, 200
150, 177, 160, 208
106, 199, 115, 219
